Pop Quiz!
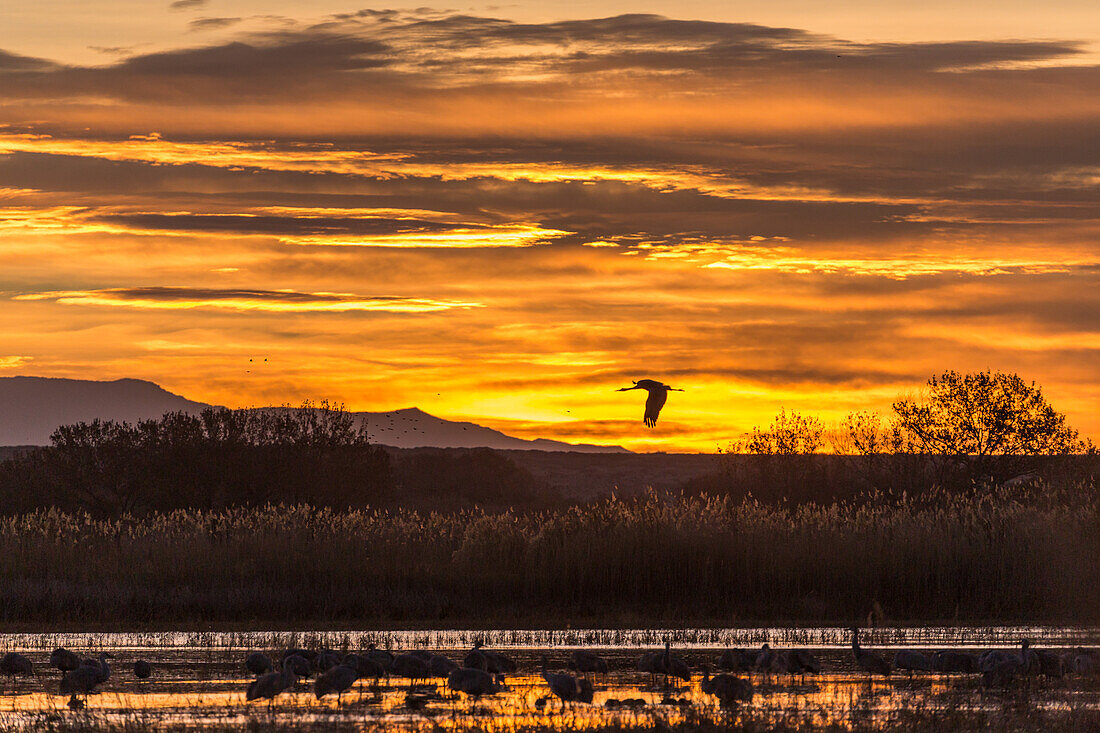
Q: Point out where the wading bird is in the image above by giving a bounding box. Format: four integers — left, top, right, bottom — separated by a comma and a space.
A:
343, 653, 385, 682
786, 649, 822, 683
464, 641, 516, 676
281, 648, 317, 663
1021, 639, 1065, 678
979, 649, 1015, 673
429, 654, 459, 677
754, 643, 777, 673
850, 627, 891, 678
59, 665, 102, 699
314, 662, 359, 703
247, 658, 299, 706
80, 653, 112, 686
931, 650, 979, 673
365, 644, 395, 672
464, 643, 487, 671
281, 654, 311, 678
638, 642, 690, 688
484, 648, 517, 675
245, 652, 273, 676
700, 664, 753, 707
569, 650, 609, 675
982, 658, 1024, 688
616, 380, 683, 427
446, 667, 502, 702
893, 649, 931, 677
1071, 650, 1097, 675
660, 642, 686, 682
406, 649, 456, 678
0, 652, 32, 687
312, 649, 341, 674
718, 648, 755, 672
49, 648, 81, 675
540, 656, 593, 711
392, 652, 430, 684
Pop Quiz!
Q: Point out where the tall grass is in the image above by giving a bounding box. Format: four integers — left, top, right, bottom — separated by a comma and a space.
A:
0, 485, 1095, 627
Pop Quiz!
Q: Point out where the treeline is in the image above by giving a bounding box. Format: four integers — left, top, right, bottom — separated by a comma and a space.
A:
0, 486, 1095, 627
692, 371, 1098, 503
683, 453, 1098, 505
0, 405, 550, 516
0, 370, 1096, 517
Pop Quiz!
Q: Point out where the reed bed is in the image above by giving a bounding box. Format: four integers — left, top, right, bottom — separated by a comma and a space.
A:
6, 625, 1098, 654
0, 487, 1095, 627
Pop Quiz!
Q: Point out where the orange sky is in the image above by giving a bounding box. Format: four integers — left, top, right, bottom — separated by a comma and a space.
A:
1, 6, 1098, 451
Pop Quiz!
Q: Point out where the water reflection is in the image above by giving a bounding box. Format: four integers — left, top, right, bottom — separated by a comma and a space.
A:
0, 637, 1096, 731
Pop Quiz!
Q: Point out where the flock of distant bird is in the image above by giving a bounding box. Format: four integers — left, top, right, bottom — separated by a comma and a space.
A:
1, 627, 1096, 712
0, 649, 146, 709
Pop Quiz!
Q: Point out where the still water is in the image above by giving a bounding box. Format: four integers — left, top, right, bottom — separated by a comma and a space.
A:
0, 627, 1096, 731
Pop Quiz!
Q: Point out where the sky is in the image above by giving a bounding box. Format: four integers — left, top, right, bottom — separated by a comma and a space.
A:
1, 2, 1098, 451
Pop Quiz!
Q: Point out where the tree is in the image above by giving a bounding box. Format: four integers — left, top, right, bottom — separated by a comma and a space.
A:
831, 411, 930, 494
0, 402, 395, 516
891, 370, 1089, 484
722, 410, 827, 503
735, 409, 825, 455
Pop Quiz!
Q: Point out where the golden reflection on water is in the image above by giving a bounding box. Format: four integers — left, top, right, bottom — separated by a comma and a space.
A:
0, 649, 1096, 731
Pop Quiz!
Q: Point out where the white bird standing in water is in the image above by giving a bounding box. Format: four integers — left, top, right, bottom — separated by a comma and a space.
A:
616, 379, 683, 427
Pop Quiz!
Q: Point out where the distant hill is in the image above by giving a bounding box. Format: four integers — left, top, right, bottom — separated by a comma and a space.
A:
0, 376, 211, 445
0, 376, 628, 453
338, 407, 627, 453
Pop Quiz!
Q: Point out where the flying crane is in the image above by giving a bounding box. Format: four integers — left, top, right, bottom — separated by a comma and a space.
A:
616, 379, 683, 427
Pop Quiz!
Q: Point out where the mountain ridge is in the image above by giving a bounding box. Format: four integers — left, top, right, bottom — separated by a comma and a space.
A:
0, 376, 628, 453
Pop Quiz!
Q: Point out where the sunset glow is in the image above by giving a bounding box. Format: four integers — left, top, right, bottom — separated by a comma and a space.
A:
2, 4, 1098, 451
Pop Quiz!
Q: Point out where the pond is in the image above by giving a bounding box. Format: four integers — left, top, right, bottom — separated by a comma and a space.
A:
0, 627, 1096, 731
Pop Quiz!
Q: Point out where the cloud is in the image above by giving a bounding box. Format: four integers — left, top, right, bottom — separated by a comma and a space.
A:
189, 18, 243, 32
169, 0, 207, 9
1, 13, 1098, 447
91, 211, 477, 236
113, 36, 390, 77
700, 249, 1098, 279
87, 210, 567, 247
0, 13, 1090, 116
15, 287, 482, 314
0, 50, 55, 72
487, 364, 920, 391
89, 45, 149, 56
0, 132, 409, 175
0, 356, 32, 368
0, 195, 569, 248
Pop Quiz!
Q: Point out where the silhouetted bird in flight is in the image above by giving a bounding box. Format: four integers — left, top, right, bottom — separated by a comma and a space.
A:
617, 379, 683, 427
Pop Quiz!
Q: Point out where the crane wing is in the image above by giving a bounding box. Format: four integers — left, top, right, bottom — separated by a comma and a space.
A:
633, 379, 664, 390
643, 389, 668, 428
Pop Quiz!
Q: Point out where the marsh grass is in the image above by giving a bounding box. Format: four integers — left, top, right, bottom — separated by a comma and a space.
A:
0, 486, 1095, 627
